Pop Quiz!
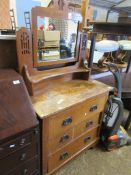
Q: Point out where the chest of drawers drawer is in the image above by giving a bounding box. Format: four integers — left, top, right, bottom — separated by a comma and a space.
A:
48, 127, 98, 172
0, 142, 39, 174
74, 113, 102, 138
6, 156, 40, 175
48, 129, 73, 154
48, 94, 107, 139
0, 127, 39, 159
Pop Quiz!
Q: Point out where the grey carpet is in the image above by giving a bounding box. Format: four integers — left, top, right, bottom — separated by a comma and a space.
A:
55, 146, 131, 175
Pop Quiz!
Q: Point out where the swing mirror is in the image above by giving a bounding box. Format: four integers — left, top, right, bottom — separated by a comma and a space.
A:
37, 16, 78, 62
32, 3, 82, 68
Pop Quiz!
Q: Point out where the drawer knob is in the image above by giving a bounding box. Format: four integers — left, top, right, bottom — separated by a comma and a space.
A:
20, 153, 27, 161
59, 134, 70, 143
62, 117, 72, 126
90, 105, 97, 112
86, 121, 93, 128
60, 152, 69, 161
84, 136, 91, 143
23, 168, 28, 175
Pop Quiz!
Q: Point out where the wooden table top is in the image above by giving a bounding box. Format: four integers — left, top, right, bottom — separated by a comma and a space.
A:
94, 72, 131, 98
31, 80, 111, 119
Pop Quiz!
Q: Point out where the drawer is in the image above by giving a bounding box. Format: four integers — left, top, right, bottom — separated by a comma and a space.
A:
0, 143, 39, 174
74, 113, 102, 138
49, 129, 73, 154
81, 94, 107, 118
0, 127, 39, 159
49, 94, 107, 139
48, 127, 98, 172
49, 105, 81, 139
6, 156, 40, 175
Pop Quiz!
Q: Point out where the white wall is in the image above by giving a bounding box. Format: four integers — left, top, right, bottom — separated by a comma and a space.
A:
9, 0, 17, 25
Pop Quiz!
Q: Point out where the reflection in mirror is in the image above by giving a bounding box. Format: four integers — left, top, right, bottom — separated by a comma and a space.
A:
37, 17, 78, 62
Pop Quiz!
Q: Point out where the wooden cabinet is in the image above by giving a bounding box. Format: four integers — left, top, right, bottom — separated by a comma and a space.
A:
32, 80, 110, 175
0, 70, 40, 175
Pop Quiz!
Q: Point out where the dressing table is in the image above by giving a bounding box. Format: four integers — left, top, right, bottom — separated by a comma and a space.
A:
16, 2, 110, 174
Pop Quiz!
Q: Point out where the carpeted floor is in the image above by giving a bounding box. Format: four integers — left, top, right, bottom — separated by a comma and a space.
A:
55, 145, 131, 175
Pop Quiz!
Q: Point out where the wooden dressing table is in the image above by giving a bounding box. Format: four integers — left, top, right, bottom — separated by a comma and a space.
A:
16, 2, 110, 174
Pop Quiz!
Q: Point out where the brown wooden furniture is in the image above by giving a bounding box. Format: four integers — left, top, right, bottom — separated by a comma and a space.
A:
0, 69, 40, 175
0, 35, 17, 69
31, 80, 110, 174
16, 4, 111, 175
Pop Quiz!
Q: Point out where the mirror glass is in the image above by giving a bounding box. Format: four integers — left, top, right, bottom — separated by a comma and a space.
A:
37, 16, 78, 62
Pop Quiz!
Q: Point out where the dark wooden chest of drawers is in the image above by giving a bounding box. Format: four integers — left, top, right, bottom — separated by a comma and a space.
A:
0, 70, 40, 175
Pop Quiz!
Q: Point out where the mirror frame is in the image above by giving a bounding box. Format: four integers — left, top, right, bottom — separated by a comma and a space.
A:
31, 5, 80, 68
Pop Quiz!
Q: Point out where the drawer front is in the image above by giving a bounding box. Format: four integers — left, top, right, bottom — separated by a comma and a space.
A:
74, 113, 102, 138
6, 157, 40, 175
49, 129, 73, 154
49, 106, 80, 139
49, 94, 107, 139
0, 127, 39, 159
48, 127, 98, 172
0, 143, 39, 174
82, 94, 107, 118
